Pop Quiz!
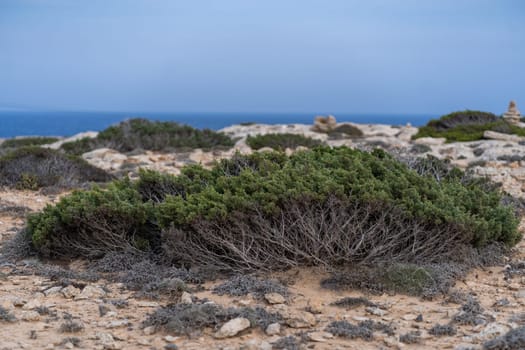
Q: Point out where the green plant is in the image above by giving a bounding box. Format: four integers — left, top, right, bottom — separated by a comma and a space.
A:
0, 137, 59, 149
27, 180, 156, 257
413, 110, 525, 142
16, 173, 39, 190
61, 118, 234, 154
25, 147, 520, 271
246, 133, 322, 150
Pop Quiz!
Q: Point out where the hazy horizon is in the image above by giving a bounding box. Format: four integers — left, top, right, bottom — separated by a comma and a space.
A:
1, 0, 524, 115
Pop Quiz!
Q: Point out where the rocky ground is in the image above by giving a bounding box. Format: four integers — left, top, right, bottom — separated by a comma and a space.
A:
1, 122, 525, 349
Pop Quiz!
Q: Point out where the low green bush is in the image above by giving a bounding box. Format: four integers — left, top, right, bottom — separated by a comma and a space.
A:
0, 137, 59, 149
25, 147, 520, 269
0, 147, 112, 190
246, 133, 322, 150
413, 110, 525, 142
60, 118, 234, 155
27, 180, 156, 257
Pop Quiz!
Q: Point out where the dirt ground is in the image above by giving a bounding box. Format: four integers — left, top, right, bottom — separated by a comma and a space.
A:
1, 189, 524, 350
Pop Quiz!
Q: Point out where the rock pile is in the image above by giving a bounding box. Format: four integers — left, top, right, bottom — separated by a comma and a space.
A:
311, 115, 337, 132
503, 100, 522, 125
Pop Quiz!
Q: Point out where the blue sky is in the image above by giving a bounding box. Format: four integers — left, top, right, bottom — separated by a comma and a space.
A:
0, 0, 523, 114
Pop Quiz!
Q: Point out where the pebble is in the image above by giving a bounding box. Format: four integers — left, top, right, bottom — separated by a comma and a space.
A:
264, 293, 286, 304
21, 311, 41, 321
265, 323, 281, 335
180, 291, 193, 304
214, 317, 251, 338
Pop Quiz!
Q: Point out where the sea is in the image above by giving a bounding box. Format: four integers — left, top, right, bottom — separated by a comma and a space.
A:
0, 110, 437, 138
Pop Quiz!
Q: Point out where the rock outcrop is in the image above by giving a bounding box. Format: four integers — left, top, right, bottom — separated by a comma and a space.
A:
311, 115, 337, 132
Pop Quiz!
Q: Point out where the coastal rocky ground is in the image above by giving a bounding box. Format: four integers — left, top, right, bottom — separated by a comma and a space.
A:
1, 121, 525, 349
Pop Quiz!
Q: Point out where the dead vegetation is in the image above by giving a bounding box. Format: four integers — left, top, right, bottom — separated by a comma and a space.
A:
142, 302, 282, 336
212, 275, 288, 300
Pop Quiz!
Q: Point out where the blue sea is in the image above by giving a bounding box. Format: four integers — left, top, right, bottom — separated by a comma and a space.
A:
0, 110, 437, 138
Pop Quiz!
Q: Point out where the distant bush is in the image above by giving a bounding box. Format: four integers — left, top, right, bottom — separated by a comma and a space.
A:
0, 137, 59, 149
60, 118, 234, 155
326, 124, 364, 140
0, 147, 112, 190
413, 110, 525, 142
246, 133, 322, 150
25, 147, 520, 272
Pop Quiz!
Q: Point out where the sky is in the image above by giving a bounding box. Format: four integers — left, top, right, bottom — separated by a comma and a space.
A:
0, 0, 524, 115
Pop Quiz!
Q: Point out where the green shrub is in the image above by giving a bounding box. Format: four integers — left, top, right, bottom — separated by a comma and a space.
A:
60, 118, 234, 155
0, 147, 112, 190
0, 137, 59, 149
413, 110, 525, 142
25, 147, 520, 268
246, 133, 322, 150
59, 137, 94, 156
27, 180, 156, 258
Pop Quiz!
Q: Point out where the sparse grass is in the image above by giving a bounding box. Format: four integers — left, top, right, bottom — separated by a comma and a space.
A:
411, 144, 432, 154
246, 133, 322, 150
330, 297, 376, 309
452, 297, 487, 325
212, 275, 288, 300
0, 147, 112, 190
429, 324, 456, 336
400, 331, 421, 344
271, 336, 302, 350
483, 326, 525, 350
142, 303, 281, 335
325, 320, 373, 340
0, 306, 16, 322
59, 320, 84, 333
0, 137, 59, 149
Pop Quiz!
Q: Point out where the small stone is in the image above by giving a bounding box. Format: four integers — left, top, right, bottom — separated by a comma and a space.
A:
96, 332, 114, 343
308, 331, 334, 342
366, 306, 387, 317
352, 316, 370, 322
22, 299, 41, 310
515, 290, 525, 299
283, 310, 317, 328
75, 285, 106, 300
136, 301, 159, 308
415, 314, 423, 322
306, 301, 323, 314
43, 286, 62, 296
12, 297, 26, 307
137, 338, 150, 346
265, 323, 281, 335
508, 283, 521, 291
180, 292, 193, 304
214, 317, 251, 338
143, 326, 156, 335
402, 314, 418, 321
164, 345, 179, 350
164, 336, 179, 342
61, 286, 81, 299
106, 320, 130, 329
264, 293, 285, 305
64, 342, 74, 349
21, 311, 41, 321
